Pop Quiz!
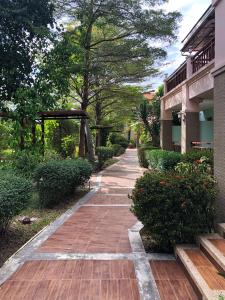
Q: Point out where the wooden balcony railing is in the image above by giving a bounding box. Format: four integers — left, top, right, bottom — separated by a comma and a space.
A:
167, 63, 187, 92
192, 39, 215, 73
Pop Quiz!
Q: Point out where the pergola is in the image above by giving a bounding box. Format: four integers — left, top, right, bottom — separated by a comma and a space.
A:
37, 110, 89, 150
0, 109, 89, 154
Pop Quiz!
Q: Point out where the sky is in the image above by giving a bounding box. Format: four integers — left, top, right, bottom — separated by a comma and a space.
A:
148, 0, 211, 90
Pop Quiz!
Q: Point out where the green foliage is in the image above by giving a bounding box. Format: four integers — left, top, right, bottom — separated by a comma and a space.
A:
34, 159, 92, 208
137, 86, 162, 147
111, 144, 125, 157
96, 147, 114, 169
147, 149, 181, 171
0, 0, 55, 106
50, 120, 79, 158
137, 145, 159, 168
0, 121, 13, 151
131, 171, 217, 251
181, 149, 213, 167
175, 158, 212, 176
108, 133, 129, 149
0, 173, 32, 234
12, 150, 42, 178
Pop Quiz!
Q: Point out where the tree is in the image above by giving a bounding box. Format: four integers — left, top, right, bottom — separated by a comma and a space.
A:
137, 85, 163, 147
0, 0, 55, 107
0, 0, 56, 150
55, 0, 181, 156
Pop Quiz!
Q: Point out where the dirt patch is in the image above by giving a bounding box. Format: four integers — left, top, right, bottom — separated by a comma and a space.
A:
0, 190, 88, 268
140, 227, 172, 254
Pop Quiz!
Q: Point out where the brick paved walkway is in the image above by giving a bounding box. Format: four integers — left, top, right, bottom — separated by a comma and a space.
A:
0, 149, 161, 300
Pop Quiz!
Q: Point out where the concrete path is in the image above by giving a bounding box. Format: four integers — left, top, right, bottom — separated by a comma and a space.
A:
0, 150, 163, 300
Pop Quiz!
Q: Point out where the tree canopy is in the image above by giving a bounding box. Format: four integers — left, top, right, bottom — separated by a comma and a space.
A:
0, 0, 55, 107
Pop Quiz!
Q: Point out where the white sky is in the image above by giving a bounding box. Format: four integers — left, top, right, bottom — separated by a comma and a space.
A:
148, 0, 211, 89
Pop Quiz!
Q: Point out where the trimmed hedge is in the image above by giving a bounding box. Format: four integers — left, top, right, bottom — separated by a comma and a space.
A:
131, 171, 216, 251
137, 145, 159, 168
108, 133, 129, 149
96, 146, 114, 168
0, 173, 32, 234
111, 144, 125, 157
34, 159, 92, 208
147, 149, 181, 171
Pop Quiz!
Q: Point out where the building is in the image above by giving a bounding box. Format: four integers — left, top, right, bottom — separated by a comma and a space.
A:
161, 0, 225, 219
143, 90, 155, 102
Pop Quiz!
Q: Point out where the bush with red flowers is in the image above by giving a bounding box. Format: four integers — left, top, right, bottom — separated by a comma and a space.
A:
131, 171, 217, 251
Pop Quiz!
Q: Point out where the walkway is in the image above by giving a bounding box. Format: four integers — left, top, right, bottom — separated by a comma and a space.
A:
0, 150, 161, 300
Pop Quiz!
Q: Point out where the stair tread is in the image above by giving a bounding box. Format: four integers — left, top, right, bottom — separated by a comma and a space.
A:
185, 248, 225, 290
150, 260, 200, 300
209, 238, 225, 255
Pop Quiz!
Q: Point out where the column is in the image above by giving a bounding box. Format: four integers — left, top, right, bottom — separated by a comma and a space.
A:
212, 0, 225, 220
181, 85, 200, 153
160, 99, 173, 151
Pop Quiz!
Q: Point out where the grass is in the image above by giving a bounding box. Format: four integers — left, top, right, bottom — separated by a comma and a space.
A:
0, 188, 88, 268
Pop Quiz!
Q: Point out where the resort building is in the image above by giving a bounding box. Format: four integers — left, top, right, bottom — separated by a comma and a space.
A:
161, 0, 225, 219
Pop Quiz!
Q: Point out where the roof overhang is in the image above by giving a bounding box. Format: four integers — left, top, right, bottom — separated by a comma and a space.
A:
181, 5, 215, 53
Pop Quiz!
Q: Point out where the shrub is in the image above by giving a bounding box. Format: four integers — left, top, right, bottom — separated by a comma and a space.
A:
34, 159, 92, 208
111, 144, 125, 157
131, 171, 216, 251
147, 149, 181, 170
71, 159, 93, 185
128, 139, 136, 149
12, 150, 42, 178
108, 133, 129, 148
96, 147, 114, 169
181, 149, 213, 167
137, 145, 159, 168
0, 174, 32, 234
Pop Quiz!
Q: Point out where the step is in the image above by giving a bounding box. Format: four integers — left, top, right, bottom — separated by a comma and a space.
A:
176, 245, 225, 300
199, 233, 225, 272
150, 260, 200, 300
217, 223, 225, 238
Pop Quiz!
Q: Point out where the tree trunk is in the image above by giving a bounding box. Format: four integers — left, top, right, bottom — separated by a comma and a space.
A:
79, 117, 86, 157
19, 118, 25, 150
95, 100, 102, 148
85, 120, 95, 162
78, 23, 92, 157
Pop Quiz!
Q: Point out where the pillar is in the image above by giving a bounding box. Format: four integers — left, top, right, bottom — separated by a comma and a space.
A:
181, 111, 200, 153
160, 99, 173, 151
181, 85, 200, 153
212, 0, 225, 220
41, 117, 45, 155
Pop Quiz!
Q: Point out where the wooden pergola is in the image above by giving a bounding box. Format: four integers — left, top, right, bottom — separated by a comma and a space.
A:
0, 109, 90, 154
37, 110, 89, 150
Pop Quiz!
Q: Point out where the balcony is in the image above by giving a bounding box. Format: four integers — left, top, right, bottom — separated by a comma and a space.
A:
167, 63, 187, 93
165, 39, 215, 94
192, 39, 215, 73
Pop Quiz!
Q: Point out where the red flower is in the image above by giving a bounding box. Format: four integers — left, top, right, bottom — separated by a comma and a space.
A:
160, 181, 167, 186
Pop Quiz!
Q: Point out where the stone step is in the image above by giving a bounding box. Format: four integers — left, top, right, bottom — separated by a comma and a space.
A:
217, 223, 225, 238
176, 245, 225, 300
198, 233, 225, 272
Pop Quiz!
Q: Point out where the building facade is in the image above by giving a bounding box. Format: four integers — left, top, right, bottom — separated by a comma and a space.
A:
161, 0, 225, 219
